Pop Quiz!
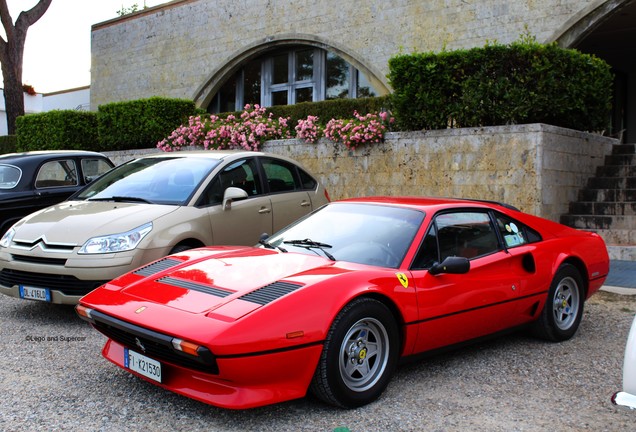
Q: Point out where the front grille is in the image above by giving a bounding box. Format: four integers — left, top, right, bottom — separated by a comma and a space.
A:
12, 240, 75, 252
0, 269, 108, 295
239, 281, 303, 305
89, 310, 218, 374
11, 254, 67, 266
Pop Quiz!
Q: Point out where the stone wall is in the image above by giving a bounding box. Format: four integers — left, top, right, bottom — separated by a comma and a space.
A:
90, 0, 607, 109
105, 124, 617, 222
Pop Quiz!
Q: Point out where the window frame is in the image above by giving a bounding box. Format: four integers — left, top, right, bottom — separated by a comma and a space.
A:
208, 46, 377, 113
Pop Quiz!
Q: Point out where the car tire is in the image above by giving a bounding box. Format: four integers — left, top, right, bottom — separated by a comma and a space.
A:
310, 297, 399, 408
532, 263, 584, 342
169, 244, 194, 254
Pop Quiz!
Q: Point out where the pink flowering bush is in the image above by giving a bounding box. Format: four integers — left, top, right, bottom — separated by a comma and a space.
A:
158, 105, 394, 152
324, 111, 394, 149
157, 104, 291, 151
295, 115, 323, 144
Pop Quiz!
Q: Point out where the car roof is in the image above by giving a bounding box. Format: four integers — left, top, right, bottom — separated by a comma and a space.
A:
0, 150, 108, 164
134, 150, 306, 165
338, 196, 520, 213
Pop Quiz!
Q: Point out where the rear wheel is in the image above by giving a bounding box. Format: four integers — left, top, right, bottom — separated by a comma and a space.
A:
310, 297, 399, 408
532, 263, 584, 341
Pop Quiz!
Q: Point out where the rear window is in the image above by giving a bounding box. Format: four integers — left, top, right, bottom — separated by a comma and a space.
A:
0, 164, 21, 189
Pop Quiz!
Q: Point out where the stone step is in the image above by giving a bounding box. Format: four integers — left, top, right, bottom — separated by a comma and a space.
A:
560, 214, 636, 230
612, 143, 636, 155
592, 229, 636, 246
596, 165, 636, 177
568, 202, 636, 216
604, 154, 636, 166
578, 188, 636, 202
587, 176, 636, 189
606, 245, 636, 261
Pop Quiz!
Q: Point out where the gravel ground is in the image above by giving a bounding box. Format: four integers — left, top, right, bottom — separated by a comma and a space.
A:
1, 290, 635, 432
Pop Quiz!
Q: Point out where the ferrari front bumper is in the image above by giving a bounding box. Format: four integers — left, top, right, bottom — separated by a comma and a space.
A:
102, 338, 323, 409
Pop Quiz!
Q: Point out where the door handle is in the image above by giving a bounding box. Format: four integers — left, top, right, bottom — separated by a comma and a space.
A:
258, 207, 271, 214
300, 201, 311, 207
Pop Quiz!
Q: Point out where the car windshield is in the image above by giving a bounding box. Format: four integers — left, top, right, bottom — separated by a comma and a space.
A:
266, 202, 425, 268
74, 157, 221, 205
0, 164, 21, 189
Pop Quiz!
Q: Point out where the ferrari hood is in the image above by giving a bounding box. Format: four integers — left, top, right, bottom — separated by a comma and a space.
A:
119, 248, 340, 314
12, 200, 178, 245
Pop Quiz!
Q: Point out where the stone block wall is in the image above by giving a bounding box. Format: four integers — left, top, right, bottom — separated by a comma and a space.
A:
91, 0, 604, 109
105, 124, 617, 222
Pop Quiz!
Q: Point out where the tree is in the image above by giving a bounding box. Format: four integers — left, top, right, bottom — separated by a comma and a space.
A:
0, 0, 52, 135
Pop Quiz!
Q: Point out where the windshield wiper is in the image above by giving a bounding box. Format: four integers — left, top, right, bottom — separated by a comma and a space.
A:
283, 238, 336, 261
88, 196, 154, 204
259, 239, 287, 253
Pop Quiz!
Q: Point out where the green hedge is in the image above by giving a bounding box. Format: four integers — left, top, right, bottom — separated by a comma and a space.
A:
0, 135, 17, 154
97, 97, 197, 150
264, 96, 393, 126
388, 40, 613, 132
15, 110, 98, 152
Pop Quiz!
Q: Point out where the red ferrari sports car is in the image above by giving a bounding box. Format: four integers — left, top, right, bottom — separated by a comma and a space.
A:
77, 197, 609, 409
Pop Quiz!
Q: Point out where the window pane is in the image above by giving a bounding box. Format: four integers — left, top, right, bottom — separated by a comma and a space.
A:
295, 49, 313, 81
35, 160, 78, 188
296, 87, 313, 103
243, 60, 261, 106
326, 52, 350, 99
273, 53, 288, 84
272, 90, 288, 106
218, 76, 237, 113
81, 159, 113, 183
356, 70, 377, 98
262, 158, 298, 192
0, 165, 21, 189
436, 212, 499, 260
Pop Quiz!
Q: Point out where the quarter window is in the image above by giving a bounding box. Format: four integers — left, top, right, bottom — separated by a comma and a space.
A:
81, 158, 113, 183
495, 213, 542, 248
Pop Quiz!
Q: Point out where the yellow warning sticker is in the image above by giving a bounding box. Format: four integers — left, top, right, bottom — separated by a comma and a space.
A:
396, 272, 409, 288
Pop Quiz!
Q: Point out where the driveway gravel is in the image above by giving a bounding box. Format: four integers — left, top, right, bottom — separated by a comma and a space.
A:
1, 290, 634, 432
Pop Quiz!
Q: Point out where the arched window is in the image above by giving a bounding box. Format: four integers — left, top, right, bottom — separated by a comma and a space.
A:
207, 46, 378, 113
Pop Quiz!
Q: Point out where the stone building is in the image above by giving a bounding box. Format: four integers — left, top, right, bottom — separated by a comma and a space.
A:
91, 0, 636, 259
90, 0, 636, 141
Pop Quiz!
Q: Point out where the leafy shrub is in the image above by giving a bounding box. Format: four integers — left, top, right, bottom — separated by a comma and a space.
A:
15, 110, 98, 151
0, 135, 17, 154
98, 97, 197, 150
388, 38, 613, 132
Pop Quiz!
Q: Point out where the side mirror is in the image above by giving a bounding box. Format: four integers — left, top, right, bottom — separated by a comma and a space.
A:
429, 256, 470, 276
222, 187, 248, 210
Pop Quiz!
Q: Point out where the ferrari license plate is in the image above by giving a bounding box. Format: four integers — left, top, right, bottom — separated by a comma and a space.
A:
19, 285, 51, 302
124, 348, 162, 383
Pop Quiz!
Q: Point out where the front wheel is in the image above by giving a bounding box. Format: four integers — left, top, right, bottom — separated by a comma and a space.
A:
532, 263, 584, 342
310, 297, 400, 408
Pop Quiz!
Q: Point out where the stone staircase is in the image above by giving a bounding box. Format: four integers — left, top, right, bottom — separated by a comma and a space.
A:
560, 143, 636, 261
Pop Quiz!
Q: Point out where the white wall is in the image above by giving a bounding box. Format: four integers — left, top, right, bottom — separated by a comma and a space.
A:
0, 86, 90, 136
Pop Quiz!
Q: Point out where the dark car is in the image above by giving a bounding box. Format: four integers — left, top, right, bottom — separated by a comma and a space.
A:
0, 151, 114, 236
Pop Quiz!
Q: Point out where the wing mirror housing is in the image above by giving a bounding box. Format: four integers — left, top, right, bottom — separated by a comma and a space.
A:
429, 256, 470, 276
222, 187, 248, 210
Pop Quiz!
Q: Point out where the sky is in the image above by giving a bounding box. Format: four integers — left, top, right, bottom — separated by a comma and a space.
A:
5, 0, 165, 94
